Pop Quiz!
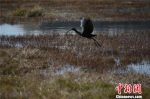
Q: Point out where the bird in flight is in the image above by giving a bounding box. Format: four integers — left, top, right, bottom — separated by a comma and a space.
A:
67, 17, 101, 47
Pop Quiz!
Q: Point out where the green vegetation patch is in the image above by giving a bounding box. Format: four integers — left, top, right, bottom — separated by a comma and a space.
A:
11, 6, 27, 17
10, 6, 43, 17
1, 75, 117, 99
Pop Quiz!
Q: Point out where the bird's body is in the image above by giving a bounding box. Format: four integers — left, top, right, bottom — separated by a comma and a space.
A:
67, 17, 101, 47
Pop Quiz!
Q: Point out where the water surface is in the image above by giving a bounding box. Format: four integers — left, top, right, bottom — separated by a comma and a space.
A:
0, 20, 150, 36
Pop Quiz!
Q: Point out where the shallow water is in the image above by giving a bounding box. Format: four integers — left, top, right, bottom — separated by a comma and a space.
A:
40, 60, 150, 77
114, 60, 150, 76
0, 20, 150, 36
40, 61, 150, 77
128, 61, 150, 75
40, 65, 80, 77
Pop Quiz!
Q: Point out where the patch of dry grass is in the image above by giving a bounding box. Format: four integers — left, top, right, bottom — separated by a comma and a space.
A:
0, 32, 149, 68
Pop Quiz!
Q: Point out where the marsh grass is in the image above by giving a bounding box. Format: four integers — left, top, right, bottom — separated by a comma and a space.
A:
0, 32, 149, 69
0, 31, 150, 98
1, 73, 118, 99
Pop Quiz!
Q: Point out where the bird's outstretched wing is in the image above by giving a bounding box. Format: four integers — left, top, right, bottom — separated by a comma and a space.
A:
80, 17, 86, 32
82, 18, 94, 35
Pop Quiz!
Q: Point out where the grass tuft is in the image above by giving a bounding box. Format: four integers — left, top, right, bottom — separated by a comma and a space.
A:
10, 6, 44, 18
11, 6, 27, 17
27, 6, 43, 17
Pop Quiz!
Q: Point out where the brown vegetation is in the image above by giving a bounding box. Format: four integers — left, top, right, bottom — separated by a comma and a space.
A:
1, 0, 150, 24
0, 32, 149, 68
0, 31, 150, 98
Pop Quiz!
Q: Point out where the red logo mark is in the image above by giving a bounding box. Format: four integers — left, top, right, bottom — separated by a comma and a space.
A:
133, 84, 142, 94
115, 83, 123, 94
124, 84, 132, 93
115, 83, 142, 94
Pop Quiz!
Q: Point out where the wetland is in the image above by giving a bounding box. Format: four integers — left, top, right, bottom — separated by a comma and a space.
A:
1, 0, 150, 99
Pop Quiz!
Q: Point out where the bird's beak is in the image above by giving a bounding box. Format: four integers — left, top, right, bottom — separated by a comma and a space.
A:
66, 29, 72, 33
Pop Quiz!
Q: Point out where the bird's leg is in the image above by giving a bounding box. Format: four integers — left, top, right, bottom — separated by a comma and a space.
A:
92, 38, 101, 47
94, 40, 98, 47
95, 40, 101, 47
91, 38, 98, 46
94, 40, 99, 47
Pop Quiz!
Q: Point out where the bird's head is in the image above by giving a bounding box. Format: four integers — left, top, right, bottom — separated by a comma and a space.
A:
71, 28, 76, 31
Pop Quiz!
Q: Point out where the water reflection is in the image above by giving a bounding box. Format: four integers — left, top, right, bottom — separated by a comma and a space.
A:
0, 20, 150, 36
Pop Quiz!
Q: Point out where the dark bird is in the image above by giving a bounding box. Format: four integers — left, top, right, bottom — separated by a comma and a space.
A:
67, 17, 101, 47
